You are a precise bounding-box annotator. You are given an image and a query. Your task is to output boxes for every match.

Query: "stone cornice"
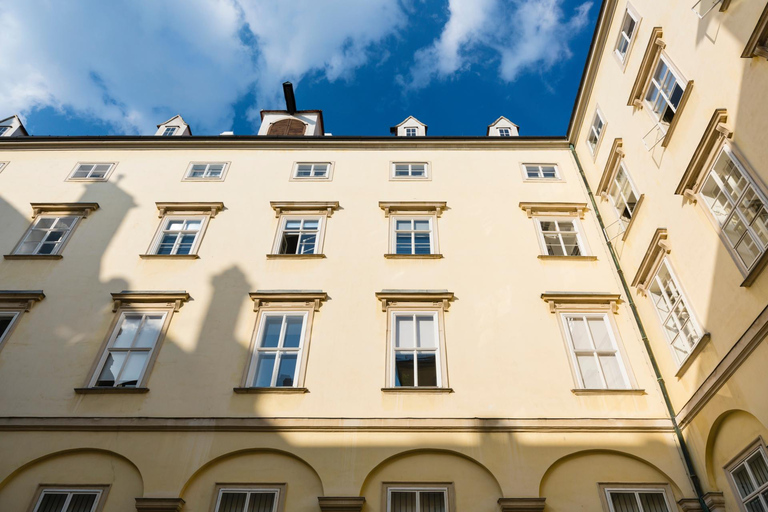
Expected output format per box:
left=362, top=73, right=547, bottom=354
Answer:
left=111, top=291, right=190, bottom=312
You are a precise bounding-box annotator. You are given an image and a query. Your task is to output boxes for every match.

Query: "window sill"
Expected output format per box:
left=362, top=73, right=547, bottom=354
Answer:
left=266, top=254, right=326, bottom=259
left=384, top=254, right=443, bottom=259
left=233, top=387, right=309, bottom=394
left=4, top=254, right=63, bottom=260
left=571, top=388, right=646, bottom=395
left=537, top=255, right=597, bottom=261
left=139, top=254, right=199, bottom=259
left=74, top=387, right=149, bottom=394
left=674, top=333, right=711, bottom=378
left=381, top=387, right=453, bottom=393
left=523, top=178, right=564, bottom=183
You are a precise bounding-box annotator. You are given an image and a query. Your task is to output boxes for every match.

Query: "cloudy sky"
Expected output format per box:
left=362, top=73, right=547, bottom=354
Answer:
left=0, top=0, right=596, bottom=136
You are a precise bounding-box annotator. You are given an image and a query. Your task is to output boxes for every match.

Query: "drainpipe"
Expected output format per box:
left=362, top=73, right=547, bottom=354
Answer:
left=569, top=144, right=711, bottom=512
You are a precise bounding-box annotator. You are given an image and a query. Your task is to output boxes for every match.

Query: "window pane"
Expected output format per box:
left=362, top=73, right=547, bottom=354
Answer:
left=396, top=220, right=412, bottom=230
left=577, top=355, right=602, bottom=388
left=542, top=166, right=557, bottom=178
left=639, top=492, right=669, bottom=512
left=253, top=353, right=276, bottom=387
left=248, top=492, right=276, bottom=512
left=748, top=452, right=768, bottom=487
left=218, top=491, right=247, bottom=512
left=733, top=465, right=756, bottom=498
left=117, top=352, right=148, bottom=387
left=134, top=315, right=164, bottom=348
left=736, top=231, right=761, bottom=268
left=391, top=491, right=416, bottom=512
left=261, top=316, right=283, bottom=348
left=567, top=317, right=592, bottom=350
left=395, top=316, right=415, bottom=348
left=561, top=234, right=581, bottom=256
left=66, top=493, right=97, bottom=512
left=544, top=234, right=565, bottom=256
left=723, top=214, right=747, bottom=247
left=588, top=317, right=612, bottom=351
left=303, top=220, right=319, bottom=229
left=745, top=498, right=766, bottom=512
left=416, top=316, right=436, bottom=348
left=417, top=352, right=438, bottom=386
left=166, top=220, right=184, bottom=231
left=414, top=234, right=431, bottom=254
left=420, top=492, right=446, bottom=512
left=276, top=353, right=297, bottom=386
left=0, top=315, right=13, bottom=339
left=610, top=492, right=640, bottom=512
left=37, top=493, right=68, bottom=512
left=283, top=316, right=304, bottom=348
left=414, top=220, right=430, bottom=231
left=396, top=234, right=413, bottom=254
left=96, top=352, right=126, bottom=387
left=394, top=353, right=415, bottom=386
left=600, top=355, right=627, bottom=389
left=113, top=315, right=142, bottom=348
left=285, top=220, right=301, bottom=230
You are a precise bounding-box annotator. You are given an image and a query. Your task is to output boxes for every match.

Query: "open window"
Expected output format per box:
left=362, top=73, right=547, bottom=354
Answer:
left=269, top=201, right=339, bottom=258
left=0, top=290, right=45, bottom=352
left=596, top=140, right=645, bottom=242
left=5, top=203, right=99, bottom=260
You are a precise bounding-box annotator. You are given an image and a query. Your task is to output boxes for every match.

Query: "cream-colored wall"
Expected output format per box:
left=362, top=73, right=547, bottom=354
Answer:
left=0, top=146, right=669, bottom=420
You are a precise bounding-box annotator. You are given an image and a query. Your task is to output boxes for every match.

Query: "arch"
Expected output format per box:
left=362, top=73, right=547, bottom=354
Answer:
left=539, top=449, right=685, bottom=509
left=268, top=119, right=306, bottom=136
left=704, top=409, right=768, bottom=487
left=0, top=448, right=143, bottom=511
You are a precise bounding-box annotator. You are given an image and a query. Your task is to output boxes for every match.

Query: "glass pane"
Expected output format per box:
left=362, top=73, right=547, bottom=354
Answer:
left=414, top=234, right=431, bottom=254
left=134, top=315, right=164, bottom=348
left=394, top=353, right=415, bottom=386
left=396, top=220, right=412, bottom=231
left=280, top=233, right=299, bottom=254
left=0, top=315, right=13, bottom=338
left=752, top=208, right=768, bottom=247
left=117, top=352, right=148, bottom=387
left=558, top=221, right=575, bottom=231
left=414, top=220, right=430, bottom=231
left=261, top=316, right=283, bottom=348
left=283, top=316, right=304, bottom=348
left=639, top=492, right=669, bottom=512
left=396, top=234, right=413, bottom=254
left=37, top=493, right=68, bottom=512
left=736, top=231, right=761, bottom=268
left=544, top=234, right=564, bottom=256
left=247, top=492, right=276, bottom=512
left=113, top=315, right=142, bottom=348
left=567, top=317, right=591, bottom=350
left=253, top=353, right=276, bottom=387
left=391, top=491, right=416, bottom=512
left=416, top=316, right=436, bottom=348
left=96, top=352, right=126, bottom=386
left=57, top=217, right=77, bottom=228
left=66, top=492, right=97, bottom=512
left=36, top=218, right=56, bottom=229
left=588, top=317, right=613, bottom=351
left=577, top=355, right=602, bottom=388
left=276, top=353, right=297, bottom=386
left=420, top=491, right=446, bottom=512
left=284, top=220, right=301, bottom=230
left=38, top=242, right=58, bottom=255
left=723, top=214, right=747, bottom=247
left=733, top=465, right=756, bottom=498
left=303, top=220, right=319, bottom=230
left=561, top=234, right=581, bottom=256
left=185, top=220, right=202, bottom=231
left=745, top=497, right=766, bottom=512
left=218, top=491, right=247, bottom=512
left=542, top=166, right=557, bottom=178
left=701, top=173, right=733, bottom=225
left=166, top=220, right=184, bottom=231
left=748, top=452, right=768, bottom=486
left=600, top=355, right=627, bottom=389
left=395, top=316, right=414, bottom=348
left=539, top=220, right=556, bottom=231
left=17, top=241, right=39, bottom=254
left=417, top=352, right=438, bottom=386
left=610, top=492, right=640, bottom=512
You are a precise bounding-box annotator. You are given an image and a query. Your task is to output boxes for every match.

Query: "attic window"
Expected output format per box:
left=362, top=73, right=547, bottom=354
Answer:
left=405, top=127, right=417, bottom=137
left=268, top=119, right=307, bottom=136
left=0, top=126, right=10, bottom=136
left=162, top=127, right=177, bottom=136
left=499, top=128, right=511, bottom=137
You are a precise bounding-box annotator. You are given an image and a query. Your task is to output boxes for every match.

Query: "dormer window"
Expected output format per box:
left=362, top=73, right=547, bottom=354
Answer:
left=499, top=128, right=511, bottom=137
left=162, top=127, right=177, bottom=136
left=0, top=115, right=29, bottom=137
left=0, top=126, right=9, bottom=136
left=391, top=116, right=427, bottom=137
left=405, top=127, right=417, bottom=137
left=486, top=116, right=519, bottom=137
left=155, top=115, right=191, bottom=136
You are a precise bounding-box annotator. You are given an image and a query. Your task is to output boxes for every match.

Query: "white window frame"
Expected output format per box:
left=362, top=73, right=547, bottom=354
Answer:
left=602, top=486, right=673, bottom=512
left=608, top=162, right=641, bottom=230
left=291, top=162, right=333, bottom=181
left=697, top=143, right=768, bottom=277
left=183, top=162, right=229, bottom=181
left=726, top=438, right=768, bottom=512
left=533, top=217, right=590, bottom=257
left=560, top=312, right=632, bottom=390
left=162, top=126, right=178, bottom=136
left=391, top=162, right=430, bottom=180
left=522, top=163, right=561, bottom=181
left=389, top=215, right=438, bottom=256
left=67, top=162, right=116, bottom=182
left=245, top=310, right=311, bottom=388
left=388, top=310, right=444, bottom=388
left=213, top=486, right=283, bottom=512
left=613, top=5, right=641, bottom=69
left=386, top=485, right=451, bottom=512
left=88, top=309, right=171, bottom=389
left=644, top=54, right=687, bottom=127
left=587, top=107, right=607, bottom=157
left=31, top=487, right=105, bottom=512
left=498, top=127, right=512, bottom=137
left=271, top=215, right=326, bottom=255
left=12, top=215, right=82, bottom=256
left=405, top=127, right=418, bottom=137
left=148, top=215, right=210, bottom=256
left=648, top=258, right=704, bottom=367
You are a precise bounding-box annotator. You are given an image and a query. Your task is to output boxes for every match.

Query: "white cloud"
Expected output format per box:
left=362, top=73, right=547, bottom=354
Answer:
left=403, top=0, right=592, bottom=90
left=0, top=0, right=405, bottom=134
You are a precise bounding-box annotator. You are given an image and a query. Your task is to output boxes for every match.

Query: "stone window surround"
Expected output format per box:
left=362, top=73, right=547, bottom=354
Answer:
left=596, top=138, right=645, bottom=241
left=741, top=3, right=768, bottom=60
left=209, top=483, right=286, bottom=512
left=141, top=202, right=224, bottom=259
left=66, top=162, right=117, bottom=182
left=0, top=290, right=45, bottom=353
left=380, top=202, right=446, bottom=259
left=519, top=202, right=594, bottom=260
left=267, top=202, right=339, bottom=259
left=28, top=484, right=110, bottom=512
left=597, top=482, right=676, bottom=512
left=381, top=482, right=456, bottom=512
left=182, top=161, right=230, bottom=182
left=290, top=161, right=334, bottom=181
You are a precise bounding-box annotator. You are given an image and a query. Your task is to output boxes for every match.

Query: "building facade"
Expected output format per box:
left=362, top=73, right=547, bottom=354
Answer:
left=0, top=1, right=766, bottom=511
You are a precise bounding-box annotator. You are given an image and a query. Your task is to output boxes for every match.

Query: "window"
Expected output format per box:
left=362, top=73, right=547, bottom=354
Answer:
left=741, top=3, right=768, bottom=59
left=214, top=487, right=282, bottom=512
left=31, top=488, right=105, bottom=512
left=152, top=218, right=204, bottom=255
left=524, top=164, right=560, bottom=180
left=268, top=202, right=338, bottom=257
left=562, top=314, right=630, bottom=389
left=162, top=126, right=177, bottom=136
left=394, top=218, right=434, bottom=255
left=68, top=163, right=114, bottom=181
left=728, top=442, right=768, bottom=511
left=391, top=162, right=429, bottom=180
left=247, top=312, right=308, bottom=387
left=498, top=127, right=511, bottom=137
left=0, top=291, right=45, bottom=351
left=184, top=162, right=228, bottom=181
left=645, top=56, right=686, bottom=126
left=614, top=6, right=640, bottom=65
left=0, top=312, right=20, bottom=347
left=648, top=259, right=703, bottom=366
left=700, top=145, right=768, bottom=274
left=387, top=486, right=450, bottom=512
left=13, top=216, right=79, bottom=256
left=536, top=219, right=586, bottom=256
left=608, top=163, right=640, bottom=231
left=405, top=127, right=418, bottom=137
left=293, top=162, right=331, bottom=179
left=604, top=489, right=671, bottom=512
left=275, top=217, right=321, bottom=255
left=0, top=126, right=10, bottom=136
left=587, top=108, right=606, bottom=155
left=0, top=162, right=6, bottom=173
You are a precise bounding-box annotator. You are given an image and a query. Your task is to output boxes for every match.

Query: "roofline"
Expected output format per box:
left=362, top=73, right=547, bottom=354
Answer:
left=259, top=110, right=324, bottom=120
left=565, top=0, right=618, bottom=145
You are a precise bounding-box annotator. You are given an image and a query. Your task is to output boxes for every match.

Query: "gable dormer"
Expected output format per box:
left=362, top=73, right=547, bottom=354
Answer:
left=390, top=116, right=427, bottom=137
left=0, top=115, right=29, bottom=137
left=155, top=115, right=191, bottom=136
left=487, top=116, right=520, bottom=137
left=258, top=82, right=326, bottom=137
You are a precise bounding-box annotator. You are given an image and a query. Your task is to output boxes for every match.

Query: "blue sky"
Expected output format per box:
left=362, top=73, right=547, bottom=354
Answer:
left=0, top=0, right=597, bottom=137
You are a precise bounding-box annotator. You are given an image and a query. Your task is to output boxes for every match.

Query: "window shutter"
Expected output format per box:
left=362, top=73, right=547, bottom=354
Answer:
left=268, top=119, right=307, bottom=136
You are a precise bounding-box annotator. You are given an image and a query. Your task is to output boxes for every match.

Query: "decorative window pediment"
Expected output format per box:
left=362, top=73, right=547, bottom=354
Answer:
left=0, top=290, right=46, bottom=311
left=540, top=292, right=623, bottom=314
left=375, top=290, right=455, bottom=312
left=675, top=109, right=732, bottom=199
left=596, top=139, right=624, bottom=197
left=742, top=3, right=768, bottom=59
left=379, top=201, right=447, bottom=217
left=249, top=290, right=328, bottom=312
left=270, top=201, right=339, bottom=218
left=631, top=229, right=671, bottom=293
left=628, top=28, right=665, bottom=108
left=111, top=291, right=190, bottom=312
left=155, top=202, right=224, bottom=218
left=519, top=202, right=588, bottom=219
left=30, top=202, right=100, bottom=218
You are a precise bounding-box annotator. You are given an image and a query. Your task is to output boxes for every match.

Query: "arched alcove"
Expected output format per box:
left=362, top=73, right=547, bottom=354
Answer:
left=705, top=409, right=768, bottom=492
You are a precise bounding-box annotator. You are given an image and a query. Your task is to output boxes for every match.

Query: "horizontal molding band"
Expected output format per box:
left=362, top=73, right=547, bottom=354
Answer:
left=0, top=416, right=674, bottom=433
